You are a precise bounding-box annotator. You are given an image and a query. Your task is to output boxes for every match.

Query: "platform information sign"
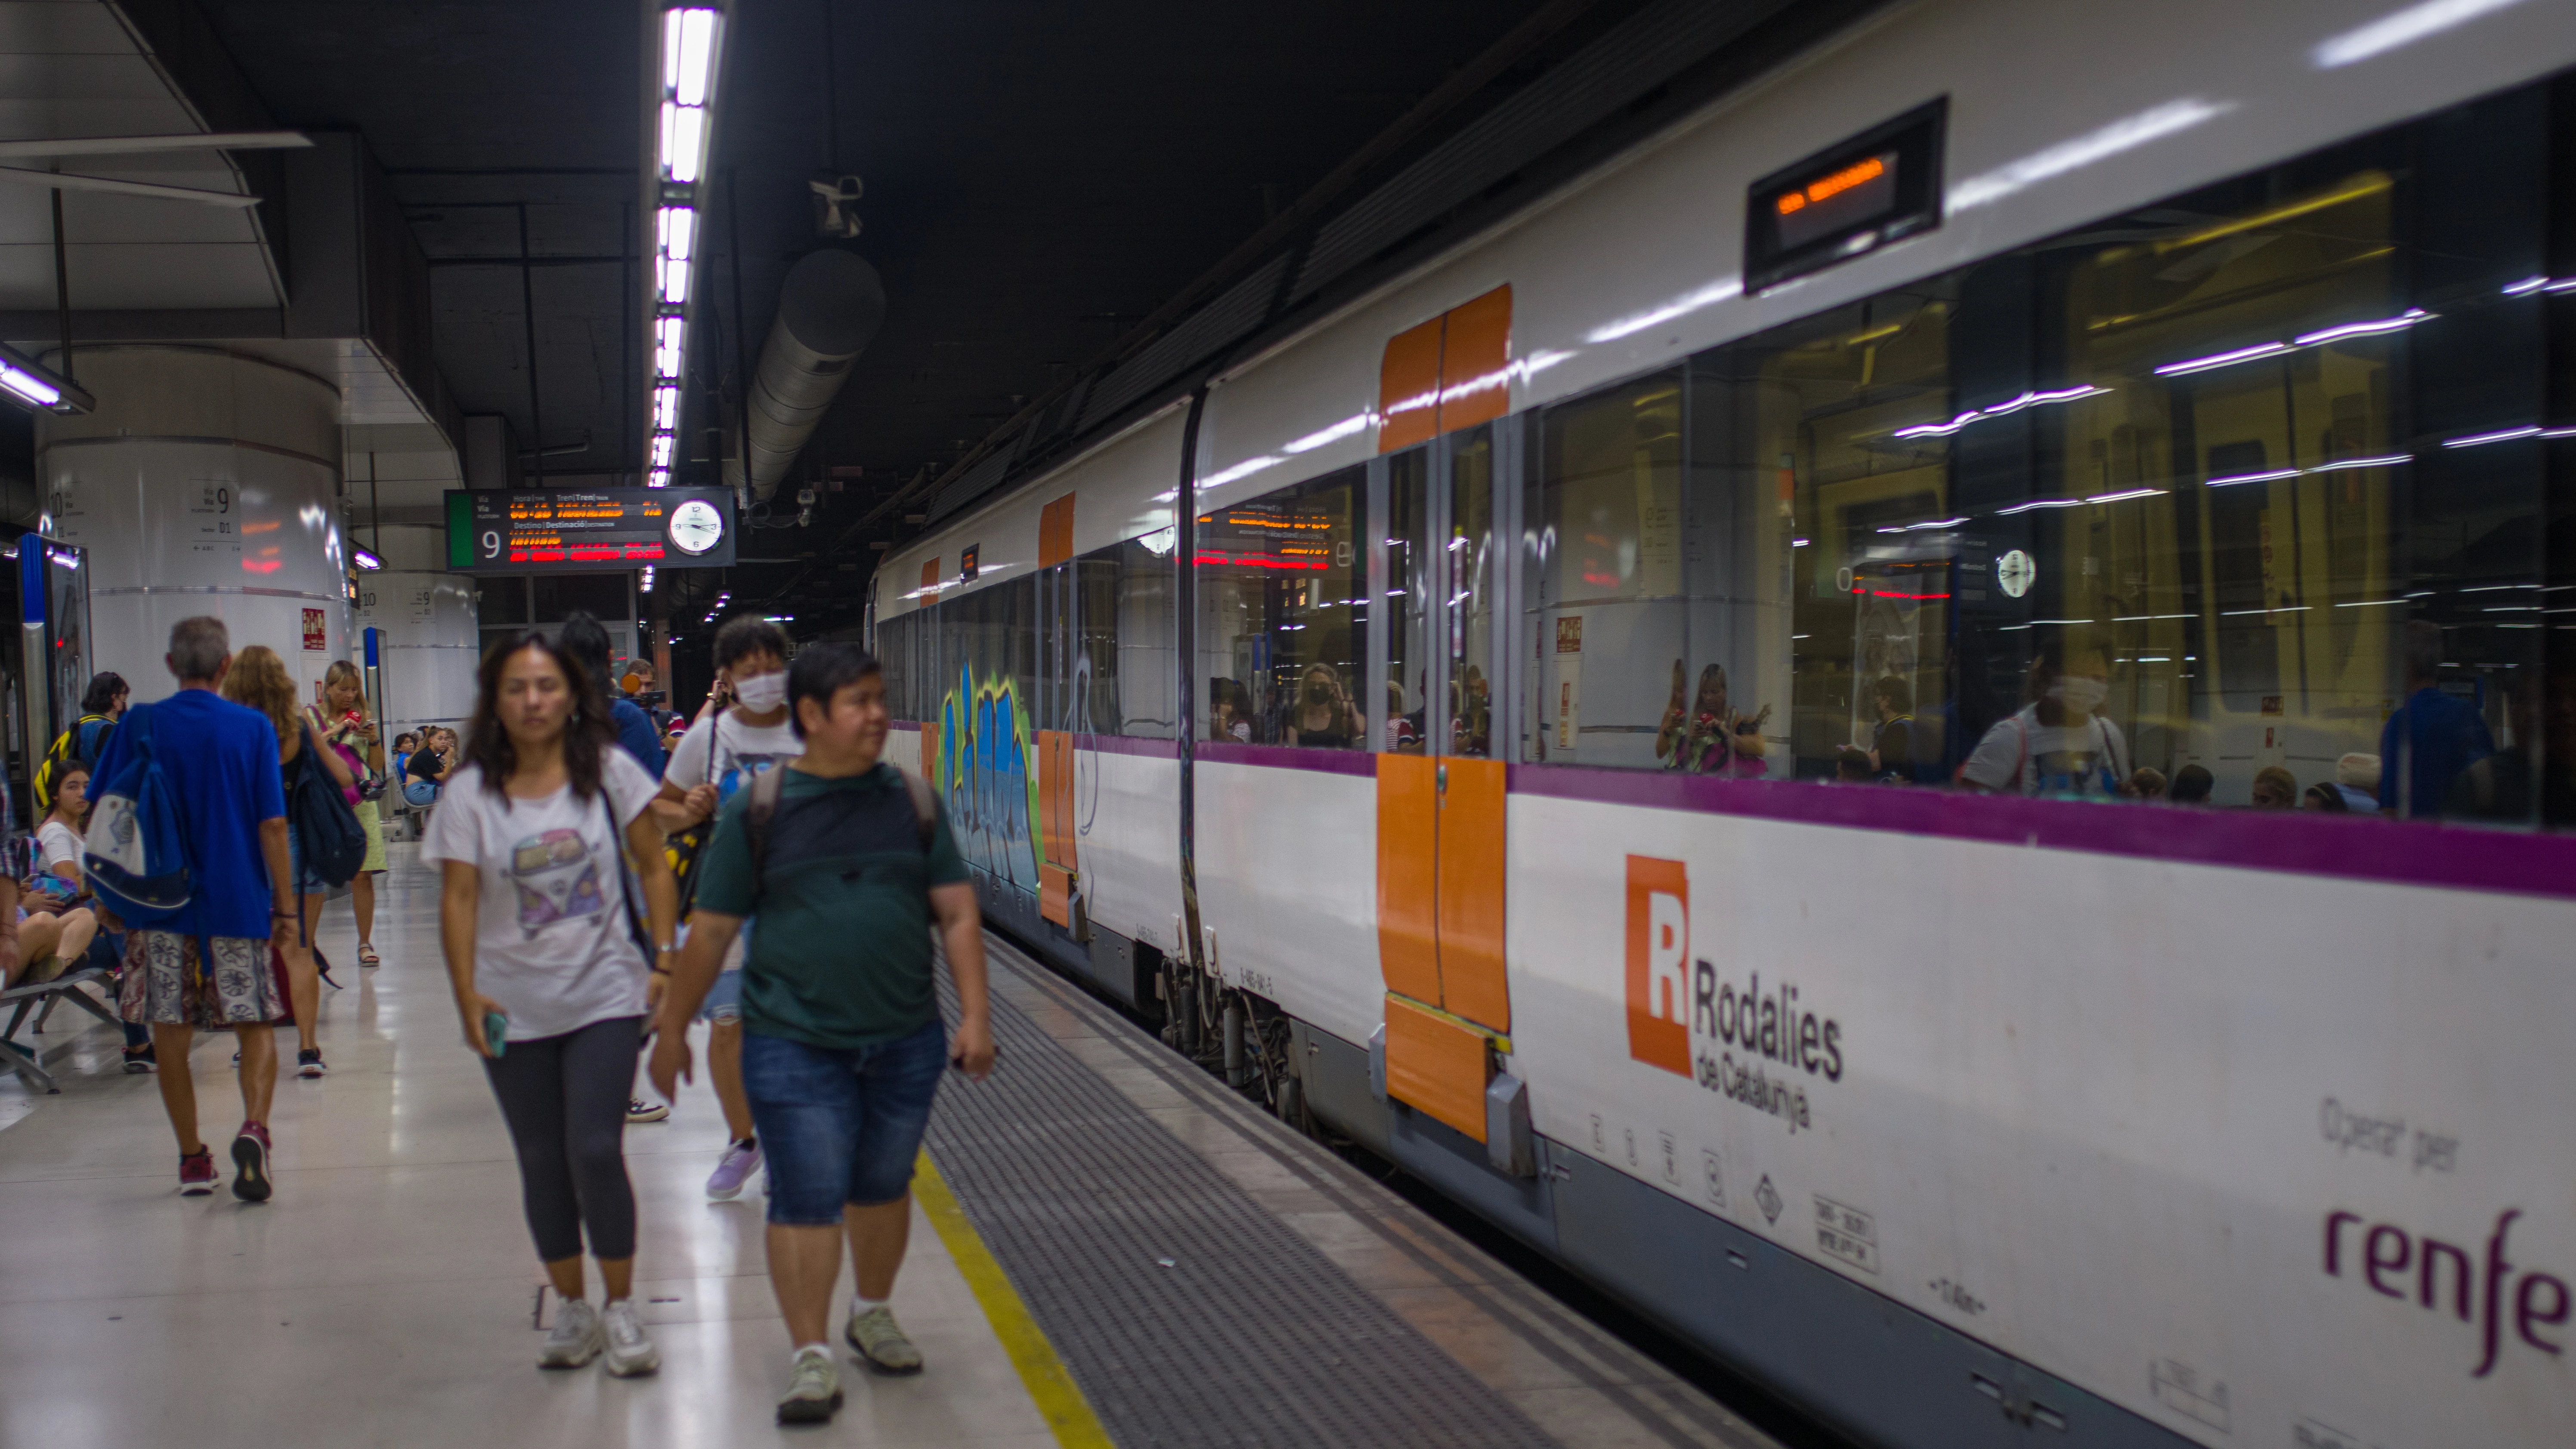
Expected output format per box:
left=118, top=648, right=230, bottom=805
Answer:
left=444, top=487, right=736, bottom=572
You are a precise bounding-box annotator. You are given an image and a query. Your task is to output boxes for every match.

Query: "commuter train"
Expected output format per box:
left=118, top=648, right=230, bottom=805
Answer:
left=872, top=2, right=2576, bottom=1444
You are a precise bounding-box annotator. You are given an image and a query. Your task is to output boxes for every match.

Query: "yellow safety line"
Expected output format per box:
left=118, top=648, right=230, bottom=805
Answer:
left=915, top=1152, right=1117, bottom=1449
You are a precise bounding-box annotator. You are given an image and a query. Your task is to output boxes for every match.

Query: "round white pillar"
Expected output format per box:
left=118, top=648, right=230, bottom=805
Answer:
left=353, top=523, right=481, bottom=739
left=36, top=346, right=351, bottom=704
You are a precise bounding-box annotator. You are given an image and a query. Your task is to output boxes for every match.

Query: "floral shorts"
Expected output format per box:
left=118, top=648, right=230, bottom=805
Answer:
left=119, top=930, right=289, bottom=1029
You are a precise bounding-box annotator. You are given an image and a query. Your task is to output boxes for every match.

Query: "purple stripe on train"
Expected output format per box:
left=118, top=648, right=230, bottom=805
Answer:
left=1196, top=740, right=1377, bottom=776
left=1506, top=763, right=2576, bottom=902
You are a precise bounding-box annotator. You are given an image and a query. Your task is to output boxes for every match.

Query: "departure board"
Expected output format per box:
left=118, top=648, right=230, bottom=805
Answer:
left=444, top=487, right=736, bottom=572
left=1744, top=99, right=1945, bottom=291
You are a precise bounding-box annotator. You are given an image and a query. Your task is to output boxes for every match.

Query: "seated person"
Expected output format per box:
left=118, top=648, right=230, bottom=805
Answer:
left=0, top=839, right=97, bottom=989
left=2126, top=767, right=2168, bottom=800
left=1959, top=640, right=2125, bottom=797
left=28, top=766, right=90, bottom=910
left=1834, top=746, right=1874, bottom=782
left=1657, top=661, right=1769, bottom=776
left=2302, top=782, right=2349, bottom=812
left=403, top=728, right=454, bottom=806
left=2168, top=763, right=2215, bottom=805
left=2251, top=766, right=2298, bottom=809
left=2333, top=753, right=2381, bottom=812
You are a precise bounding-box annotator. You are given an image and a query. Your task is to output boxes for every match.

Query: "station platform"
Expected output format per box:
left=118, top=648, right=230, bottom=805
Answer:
left=0, top=849, right=1774, bottom=1449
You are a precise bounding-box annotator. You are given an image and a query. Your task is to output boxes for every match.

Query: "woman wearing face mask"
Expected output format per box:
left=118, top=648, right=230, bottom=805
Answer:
left=1283, top=663, right=1363, bottom=749
left=649, top=615, right=800, bottom=1199
left=1958, top=637, right=2129, bottom=797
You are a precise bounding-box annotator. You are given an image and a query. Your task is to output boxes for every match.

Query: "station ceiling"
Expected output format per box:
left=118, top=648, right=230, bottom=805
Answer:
left=190, top=0, right=1565, bottom=620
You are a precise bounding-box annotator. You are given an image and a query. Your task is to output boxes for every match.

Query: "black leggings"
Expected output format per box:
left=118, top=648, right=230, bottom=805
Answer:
left=481, top=1015, right=642, bottom=1263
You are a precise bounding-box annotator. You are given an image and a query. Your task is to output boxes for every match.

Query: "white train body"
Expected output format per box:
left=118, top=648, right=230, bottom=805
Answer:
left=877, top=3, right=2576, bottom=1444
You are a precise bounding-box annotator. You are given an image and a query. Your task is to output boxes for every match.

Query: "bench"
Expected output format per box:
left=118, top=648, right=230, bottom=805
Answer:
left=0, top=967, right=122, bottom=1094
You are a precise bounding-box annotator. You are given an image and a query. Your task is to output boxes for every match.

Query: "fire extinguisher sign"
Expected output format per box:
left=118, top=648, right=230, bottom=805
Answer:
left=303, top=608, right=326, bottom=652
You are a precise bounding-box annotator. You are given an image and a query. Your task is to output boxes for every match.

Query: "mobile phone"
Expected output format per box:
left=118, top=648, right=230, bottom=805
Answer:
left=484, top=1010, right=509, bottom=1057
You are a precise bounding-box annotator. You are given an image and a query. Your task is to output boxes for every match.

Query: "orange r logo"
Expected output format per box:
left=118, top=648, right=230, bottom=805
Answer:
left=1625, top=856, right=1690, bottom=1075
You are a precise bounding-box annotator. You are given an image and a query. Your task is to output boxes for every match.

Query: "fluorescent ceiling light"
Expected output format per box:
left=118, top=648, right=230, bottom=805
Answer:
left=662, top=105, right=706, bottom=183
left=658, top=206, right=695, bottom=261
left=352, top=548, right=383, bottom=571
left=659, top=256, right=691, bottom=305
left=674, top=9, right=719, bottom=106
left=647, top=468, right=671, bottom=489
left=0, top=364, right=61, bottom=408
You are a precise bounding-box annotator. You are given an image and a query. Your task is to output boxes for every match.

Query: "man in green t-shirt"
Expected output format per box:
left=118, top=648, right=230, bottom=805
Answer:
left=650, top=642, right=995, bottom=1425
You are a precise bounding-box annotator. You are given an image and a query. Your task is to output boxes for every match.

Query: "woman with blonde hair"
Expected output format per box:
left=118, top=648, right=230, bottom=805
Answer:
left=308, top=660, right=388, bottom=965
left=223, top=645, right=353, bottom=1078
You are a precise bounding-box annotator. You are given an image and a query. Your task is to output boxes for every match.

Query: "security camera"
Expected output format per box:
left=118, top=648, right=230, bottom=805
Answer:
left=810, top=173, right=863, bottom=239
left=795, top=485, right=818, bottom=507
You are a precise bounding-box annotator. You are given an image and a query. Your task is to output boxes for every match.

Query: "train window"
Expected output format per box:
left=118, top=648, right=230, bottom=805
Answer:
left=1628, top=83, right=2558, bottom=822
left=1114, top=533, right=1176, bottom=738
left=1450, top=427, right=1498, bottom=757
left=1198, top=466, right=1366, bottom=748
left=1383, top=449, right=1432, bottom=752
left=1523, top=370, right=1700, bottom=769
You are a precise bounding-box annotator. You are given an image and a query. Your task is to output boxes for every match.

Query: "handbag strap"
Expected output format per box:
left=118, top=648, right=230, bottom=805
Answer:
left=599, top=785, right=653, bottom=963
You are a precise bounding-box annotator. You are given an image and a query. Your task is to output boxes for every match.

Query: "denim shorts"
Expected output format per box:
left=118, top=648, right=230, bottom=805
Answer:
left=285, top=826, right=328, bottom=894
left=402, top=779, right=440, bottom=808
left=697, top=966, right=743, bottom=1024
left=740, top=1019, right=947, bottom=1224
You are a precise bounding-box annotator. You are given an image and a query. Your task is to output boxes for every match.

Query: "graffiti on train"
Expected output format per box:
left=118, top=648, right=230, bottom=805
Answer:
left=935, top=663, right=1041, bottom=890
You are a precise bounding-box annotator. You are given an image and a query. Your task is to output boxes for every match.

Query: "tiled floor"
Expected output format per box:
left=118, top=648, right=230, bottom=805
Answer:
left=0, top=847, right=1774, bottom=1449
left=0, top=846, right=1054, bottom=1448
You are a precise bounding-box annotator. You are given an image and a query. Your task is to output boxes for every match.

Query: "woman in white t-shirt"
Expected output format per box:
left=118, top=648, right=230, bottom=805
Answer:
left=648, top=617, right=800, bottom=1202
left=425, top=630, right=679, bottom=1379
left=1958, top=637, right=2131, bottom=797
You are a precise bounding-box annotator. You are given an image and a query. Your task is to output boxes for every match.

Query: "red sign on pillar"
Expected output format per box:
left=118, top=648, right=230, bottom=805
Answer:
left=302, top=608, right=326, bottom=652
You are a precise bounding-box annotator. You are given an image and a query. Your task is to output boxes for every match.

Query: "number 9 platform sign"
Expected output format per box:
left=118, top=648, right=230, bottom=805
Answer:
left=444, top=487, right=736, bottom=573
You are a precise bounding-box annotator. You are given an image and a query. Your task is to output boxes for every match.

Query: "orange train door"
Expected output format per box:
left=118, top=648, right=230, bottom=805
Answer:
left=1373, top=294, right=1512, bottom=1141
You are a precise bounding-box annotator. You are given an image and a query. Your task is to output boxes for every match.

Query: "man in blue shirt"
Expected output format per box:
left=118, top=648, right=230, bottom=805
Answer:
left=560, top=612, right=665, bottom=778
left=90, top=617, right=300, bottom=1202
left=2378, top=620, right=2494, bottom=819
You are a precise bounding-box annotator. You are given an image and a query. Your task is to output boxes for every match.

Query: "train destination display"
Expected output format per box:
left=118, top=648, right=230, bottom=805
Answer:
left=444, top=487, right=736, bottom=572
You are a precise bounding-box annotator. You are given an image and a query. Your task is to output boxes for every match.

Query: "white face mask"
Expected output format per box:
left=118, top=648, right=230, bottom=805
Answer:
left=732, top=669, right=788, bottom=712
left=2049, top=677, right=2109, bottom=713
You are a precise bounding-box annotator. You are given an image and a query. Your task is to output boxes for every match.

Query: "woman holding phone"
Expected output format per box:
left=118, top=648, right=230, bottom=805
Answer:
left=307, top=661, right=389, bottom=965
left=424, top=630, right=679, bottom=1378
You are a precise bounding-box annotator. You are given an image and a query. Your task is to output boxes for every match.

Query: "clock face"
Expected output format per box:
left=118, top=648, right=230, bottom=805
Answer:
left=668, top=499, right=725, bottom=556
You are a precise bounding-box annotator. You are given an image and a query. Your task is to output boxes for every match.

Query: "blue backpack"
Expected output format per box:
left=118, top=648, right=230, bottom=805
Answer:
left=82, top=701, right=195, bottom=922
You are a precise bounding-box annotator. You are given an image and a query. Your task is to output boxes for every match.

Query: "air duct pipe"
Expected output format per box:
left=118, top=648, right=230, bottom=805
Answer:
left=726, top=248, right=885, bottom=500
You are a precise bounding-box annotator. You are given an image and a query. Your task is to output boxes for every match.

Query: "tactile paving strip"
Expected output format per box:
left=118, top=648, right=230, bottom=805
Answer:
left=925, top=956, right=1566, bottom=1449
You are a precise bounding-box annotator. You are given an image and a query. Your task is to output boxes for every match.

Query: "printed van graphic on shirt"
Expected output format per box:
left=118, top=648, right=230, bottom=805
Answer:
left=936, top=662, right=1039, bottom=891
left=512, top=828, right=603, bottom=936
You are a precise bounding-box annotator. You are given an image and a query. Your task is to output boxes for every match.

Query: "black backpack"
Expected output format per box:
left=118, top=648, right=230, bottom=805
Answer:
left=743, top=764, right=934, bottom=881
left=288, top=725, right=368, bottom=890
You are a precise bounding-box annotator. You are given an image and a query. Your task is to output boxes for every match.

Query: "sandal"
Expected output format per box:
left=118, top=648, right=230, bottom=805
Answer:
left=357, top=943, right=380, bottom=967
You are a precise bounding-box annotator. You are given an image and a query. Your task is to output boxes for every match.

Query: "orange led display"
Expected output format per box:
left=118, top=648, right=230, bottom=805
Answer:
left=1776, top=154, right=1885, bottom=216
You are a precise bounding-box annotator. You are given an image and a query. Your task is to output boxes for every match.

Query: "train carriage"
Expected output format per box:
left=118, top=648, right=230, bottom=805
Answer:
left=875, top=2, right=2576, bottom=1444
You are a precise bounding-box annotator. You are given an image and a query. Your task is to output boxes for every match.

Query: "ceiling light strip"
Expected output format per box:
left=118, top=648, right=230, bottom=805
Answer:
left=642, top=5, right=726, bottom=491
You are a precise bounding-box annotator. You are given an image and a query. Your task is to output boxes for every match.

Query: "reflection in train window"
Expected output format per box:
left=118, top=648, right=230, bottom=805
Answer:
left=1113, top=534, right=1177, bottom=738
left=1525, top=368, right=1787, bottom=774
left=1197, top=467, right=1365, bottom=747
left=1384, top=450, right=1432, bottom=753
left=1534, top=83, right=2561, bottom=824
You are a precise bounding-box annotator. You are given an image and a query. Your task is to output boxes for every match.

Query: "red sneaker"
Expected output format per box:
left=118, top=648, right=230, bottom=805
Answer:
left=231, top=1122, right=273, bottom=1203
left=179, top=1148, right=217, bottom=1196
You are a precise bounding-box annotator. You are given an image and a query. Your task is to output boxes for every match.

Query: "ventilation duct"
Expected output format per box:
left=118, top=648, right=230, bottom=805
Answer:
left=726, top=248, right=885, bottom=500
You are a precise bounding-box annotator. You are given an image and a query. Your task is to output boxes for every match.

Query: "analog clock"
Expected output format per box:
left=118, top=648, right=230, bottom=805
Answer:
left=668, top=498, right=726, bottom=556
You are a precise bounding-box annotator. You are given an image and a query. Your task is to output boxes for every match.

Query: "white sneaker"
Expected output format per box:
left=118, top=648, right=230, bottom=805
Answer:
left=538, top=1297, right=603, bottom=1369
left=776, top=1346, right=843, bottom=1424
left=600, top=1298, right=660, bottom=1377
